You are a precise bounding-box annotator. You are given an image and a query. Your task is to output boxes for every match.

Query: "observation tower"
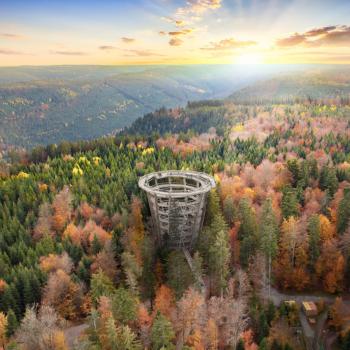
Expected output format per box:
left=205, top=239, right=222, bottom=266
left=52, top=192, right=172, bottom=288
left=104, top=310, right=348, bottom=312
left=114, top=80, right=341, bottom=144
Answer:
left=138, top=170, right=216, bottom=250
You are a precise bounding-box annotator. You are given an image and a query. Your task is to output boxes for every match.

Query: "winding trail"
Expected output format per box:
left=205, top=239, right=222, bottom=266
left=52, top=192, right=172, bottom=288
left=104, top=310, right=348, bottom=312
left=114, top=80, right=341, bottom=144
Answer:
left=265, top=287, right=348, bottom=306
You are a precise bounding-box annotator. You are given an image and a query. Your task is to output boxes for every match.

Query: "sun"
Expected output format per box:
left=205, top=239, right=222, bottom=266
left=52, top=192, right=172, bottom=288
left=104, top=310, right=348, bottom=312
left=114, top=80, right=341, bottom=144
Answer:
left=235, top=52, right=264, bottom=65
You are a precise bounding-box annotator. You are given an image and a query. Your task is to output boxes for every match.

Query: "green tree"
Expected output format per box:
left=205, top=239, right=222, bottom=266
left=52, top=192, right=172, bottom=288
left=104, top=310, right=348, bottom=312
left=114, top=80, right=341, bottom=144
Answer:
left=337, top=187, right=350, bottom=235
left=91, top=270, right=115, bottom=303
left=259, top=198, right=278, bottom=298
left=111, top=288, right=138, bottom=325
left=238, top=198, right=258, bottom=267
left=320, top=166, right=338, bottom=197
left=223, top=196, right=235, bottom=226
left=308, top=214, right=321, bottom=265
left=281, top=186, right=299, bottom=219
left=209, top=229, right=230, bottom=296
left=6, top=309, right=18, bottom=337
left=166, top=251, right=193, bottom=299
left=150, top=312, right=175, bottom=350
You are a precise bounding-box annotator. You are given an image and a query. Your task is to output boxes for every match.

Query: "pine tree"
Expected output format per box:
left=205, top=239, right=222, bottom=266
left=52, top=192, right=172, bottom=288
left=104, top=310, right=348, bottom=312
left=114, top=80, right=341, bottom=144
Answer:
left=91, top=235, right=103, bottom=255
left=238, top=198, right=258, bottom=267
left=337, top=187, right=350, bottom=235
left=281, top=185, right=299, bottom=219
left=150, top=312, right=175, bottom=350
left=223, top=196, right=235, bottom=226
left=111, top=288, right=137, bottom=325
left=166, top=251, right=193, bottom=298
left=105, top=316, right=118, bottom=350
left=308, top=214, right=321, bottom=265
left=5, top=309, right=18, bottom=337
left=90, top=270, right=115, bottom=303
left=259, top=198, right=278, bottom=299
left=205, top=190, right=221, bottom=225
left=208, top=229, right=230, bottom=296
left=320, top=166, right=338, bottom=197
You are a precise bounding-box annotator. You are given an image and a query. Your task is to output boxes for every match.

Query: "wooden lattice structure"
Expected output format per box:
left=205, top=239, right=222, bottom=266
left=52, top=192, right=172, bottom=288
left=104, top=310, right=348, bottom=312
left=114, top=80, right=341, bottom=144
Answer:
left=139, top=170, right=216, bottom=250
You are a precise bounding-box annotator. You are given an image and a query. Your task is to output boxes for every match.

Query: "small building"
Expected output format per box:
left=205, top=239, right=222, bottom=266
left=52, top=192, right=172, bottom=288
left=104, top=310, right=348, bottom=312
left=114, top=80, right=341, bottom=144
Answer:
left=302, top=301, right=318, bottom=317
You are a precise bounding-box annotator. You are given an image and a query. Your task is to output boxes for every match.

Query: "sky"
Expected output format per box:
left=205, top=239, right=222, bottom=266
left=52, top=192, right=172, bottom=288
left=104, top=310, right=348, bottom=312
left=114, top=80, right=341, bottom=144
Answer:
left=0, top=0, right=350, bottom=66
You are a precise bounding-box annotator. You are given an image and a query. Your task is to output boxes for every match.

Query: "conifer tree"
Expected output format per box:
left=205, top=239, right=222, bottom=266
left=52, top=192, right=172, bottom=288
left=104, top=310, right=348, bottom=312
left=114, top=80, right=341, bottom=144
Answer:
left=337, top=187, right=350, bottom=235
left=150, top=312, right=175, bottom=350
left=281, top=186, right=299, bottom=219
left=308, top=214, right=321, bottom=265
left=6, top=309, right=18, bottom=337
left=209, top=229, right=230, bottom=296
left=259, top=198, right=278, bottom=298
left=238, top=198, right=258, bottom=267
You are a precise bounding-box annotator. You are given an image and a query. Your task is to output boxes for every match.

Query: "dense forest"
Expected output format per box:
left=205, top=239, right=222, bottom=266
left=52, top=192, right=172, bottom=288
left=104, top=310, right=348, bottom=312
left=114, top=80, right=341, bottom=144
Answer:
left=1, top=98, right=350, bottom=349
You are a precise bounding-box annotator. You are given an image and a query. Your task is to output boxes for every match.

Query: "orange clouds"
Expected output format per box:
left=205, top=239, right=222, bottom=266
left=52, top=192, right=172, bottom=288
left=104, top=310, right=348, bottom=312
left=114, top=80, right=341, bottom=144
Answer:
left=201, top=37, right=257, bottom=51
left=50, top=50, right=87, bottom=56
left=176, top=0, right=222, bottom=16
left=121, top=37, right=135, bottom=44
left=169, top=38, right=183, bottom=46
left=0, top=33, right=24, bottom=40
left=276, top=25, right=350, bottom=47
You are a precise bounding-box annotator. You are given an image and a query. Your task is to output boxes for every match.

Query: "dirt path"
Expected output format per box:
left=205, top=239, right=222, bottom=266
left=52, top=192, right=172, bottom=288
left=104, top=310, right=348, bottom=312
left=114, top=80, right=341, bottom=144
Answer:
left=63, top=323, right=89, bottom=349
left=265, top=287, right=344, bottom=306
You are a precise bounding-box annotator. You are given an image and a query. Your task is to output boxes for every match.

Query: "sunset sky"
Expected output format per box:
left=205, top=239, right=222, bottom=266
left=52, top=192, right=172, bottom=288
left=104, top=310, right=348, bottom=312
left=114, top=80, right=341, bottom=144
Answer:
left=1, top=0, right=350, bottom=66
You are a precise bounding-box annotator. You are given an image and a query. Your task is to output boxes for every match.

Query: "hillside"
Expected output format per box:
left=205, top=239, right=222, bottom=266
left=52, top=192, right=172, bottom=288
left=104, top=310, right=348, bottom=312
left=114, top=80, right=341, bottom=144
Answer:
left=0, top=64, right=311, bottom=149
left=229, top=66, right=350, bottom=103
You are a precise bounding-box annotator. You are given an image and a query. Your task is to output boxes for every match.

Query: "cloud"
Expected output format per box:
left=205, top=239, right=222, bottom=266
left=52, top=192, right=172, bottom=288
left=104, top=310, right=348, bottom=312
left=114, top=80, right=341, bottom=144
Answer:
left=276, top=25, right=350, bottom=47
left=0, top=48, right=24, bottom=55
left=123, top=49, right=164, bottom=57
left=177, top=0, right=222, bottom=16
left=201, top=37, right=257, bottom=51
left=168, top=29, right=193, bottom=36
left=121, top=37, right=135, bottom=44
left=304, top=26, right=337, bottom=37
left=161, top=16, right=186, bottom=27
left=50, top=50, right=88, bottom=56
left=99, top=45, right=116, bottom=50
left=276, top=33, right=306, bottom=47
left=169, top=38, right=183, bottom=46
left=0, top=33, right=24, bottom=39
left=159, top=31, right=166, bottom=36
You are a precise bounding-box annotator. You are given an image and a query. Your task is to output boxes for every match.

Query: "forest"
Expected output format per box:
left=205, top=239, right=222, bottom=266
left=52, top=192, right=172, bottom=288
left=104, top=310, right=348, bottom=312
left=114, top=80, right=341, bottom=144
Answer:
left=0, top=99, right=350, bottom=349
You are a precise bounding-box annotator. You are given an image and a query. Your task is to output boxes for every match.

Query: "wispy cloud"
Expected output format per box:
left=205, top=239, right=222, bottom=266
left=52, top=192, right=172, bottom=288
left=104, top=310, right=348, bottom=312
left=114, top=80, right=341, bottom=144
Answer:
left=201, top=37, right=257, bottom=51
left=121, top=37, right=135, bottom=44
left=50, top=50, right=88, bottom=56
left=0, top=33, right=24, bottom=40
left=176, top=0, right=222, bottom=16
left=123, top=49, right=164, bottom=57
left=168, top=29, right=193, bottom=36
left=161, top=16, right=186, bottom=27
left=99, top=45, right=116, bottom=50
left=169, top=38, right=183, bottom=46
left=0, top=48, right=25, bottom=55
left=276, top=25, right=350, bottom=47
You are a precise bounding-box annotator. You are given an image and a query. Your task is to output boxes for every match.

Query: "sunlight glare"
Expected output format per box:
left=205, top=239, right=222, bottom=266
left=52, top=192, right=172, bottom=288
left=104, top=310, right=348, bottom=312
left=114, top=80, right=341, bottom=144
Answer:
left=235, top=52, right=264, bottom=65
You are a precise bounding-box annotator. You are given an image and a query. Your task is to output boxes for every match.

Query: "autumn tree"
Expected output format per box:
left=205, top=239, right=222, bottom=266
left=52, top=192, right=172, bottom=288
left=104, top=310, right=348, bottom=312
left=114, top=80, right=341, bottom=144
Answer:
left=175, top=288, right=204, bottom=349
left=52, top=186, right=72, bottom=232
left=0, top=312, right=7, bottom=350
left=316, top=239, right=345, bottom=293
left=275, top=217, right=309, bottom=290
left=154, top=285, right=175, bottom=319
